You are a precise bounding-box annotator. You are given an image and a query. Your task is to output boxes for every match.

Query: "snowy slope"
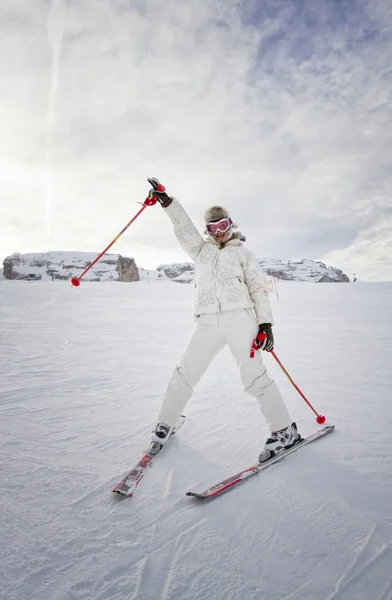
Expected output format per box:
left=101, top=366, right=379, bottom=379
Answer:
left=138, top=267, right=161, bottom=282
left=0, top=280, right=391, bottom=600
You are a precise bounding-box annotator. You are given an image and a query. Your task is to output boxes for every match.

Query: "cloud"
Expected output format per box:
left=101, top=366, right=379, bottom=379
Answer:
left=324, top=214, right=392, bottom=281
left=0, top=0, right=391, bottom=280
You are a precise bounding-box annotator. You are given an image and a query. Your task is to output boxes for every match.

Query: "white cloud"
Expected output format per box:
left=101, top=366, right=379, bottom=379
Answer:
left=324, top=215, right=392, bottom=282
left=0, top=0, right=391, bottom=280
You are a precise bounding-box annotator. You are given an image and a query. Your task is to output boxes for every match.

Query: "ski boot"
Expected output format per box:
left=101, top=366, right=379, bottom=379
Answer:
left=259, top=422, right=302, bottom=463
left=150, top=422, right=174, bottom=455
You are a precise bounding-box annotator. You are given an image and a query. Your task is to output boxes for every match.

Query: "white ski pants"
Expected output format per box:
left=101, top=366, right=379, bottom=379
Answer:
left=158, top=309, right=292, bottom=432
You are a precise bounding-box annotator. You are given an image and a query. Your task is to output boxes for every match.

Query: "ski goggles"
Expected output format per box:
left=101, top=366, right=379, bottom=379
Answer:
left=206, top=217, right=232, bottom=235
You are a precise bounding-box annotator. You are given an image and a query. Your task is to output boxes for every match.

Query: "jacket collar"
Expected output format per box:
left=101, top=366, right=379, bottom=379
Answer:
left=205, top=232, right=245, bottom=249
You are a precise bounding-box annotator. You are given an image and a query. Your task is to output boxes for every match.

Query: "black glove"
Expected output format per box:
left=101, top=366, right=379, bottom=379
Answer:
left=147, top=177, right=173, bottom=207
left=257, top=323, right=274, bottom=352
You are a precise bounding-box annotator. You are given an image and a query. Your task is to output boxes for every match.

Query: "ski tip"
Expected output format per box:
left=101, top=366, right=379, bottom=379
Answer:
left=112, top=488, right=133, bottom=498
left=185, top=491, right=206, bottom=499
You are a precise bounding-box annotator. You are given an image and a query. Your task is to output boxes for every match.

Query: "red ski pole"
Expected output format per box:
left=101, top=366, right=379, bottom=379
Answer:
left=71, top=196, right=157, bottom=287
left=250, top=333, right=326, bottom=424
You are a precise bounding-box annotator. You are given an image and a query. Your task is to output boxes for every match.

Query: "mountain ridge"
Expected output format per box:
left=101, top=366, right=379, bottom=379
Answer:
left=2, top=251, right=350, bottom=282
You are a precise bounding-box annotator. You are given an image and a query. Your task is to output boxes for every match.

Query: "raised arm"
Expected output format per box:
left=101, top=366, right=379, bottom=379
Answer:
left=147, top=178, right=204, bottom=262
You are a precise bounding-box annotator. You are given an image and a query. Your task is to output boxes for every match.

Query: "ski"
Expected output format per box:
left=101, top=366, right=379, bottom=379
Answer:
left=112, top=416, right=185, bottom=498
left=186, top=425, right=335, bottom=500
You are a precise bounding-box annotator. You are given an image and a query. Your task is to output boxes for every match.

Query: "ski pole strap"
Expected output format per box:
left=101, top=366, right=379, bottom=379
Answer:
left=249, top=332, right=267, bottom=358
left=143, top=195, right=158, bottom=206
left=249, top=340, right=259, bottom=358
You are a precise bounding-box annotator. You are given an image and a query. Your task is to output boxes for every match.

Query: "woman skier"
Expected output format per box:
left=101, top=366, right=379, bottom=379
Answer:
left=147, top=177, right=300, bottom=459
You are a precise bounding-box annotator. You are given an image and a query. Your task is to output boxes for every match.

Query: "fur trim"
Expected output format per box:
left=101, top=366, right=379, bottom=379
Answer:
left=204, top=205, right=230, bottom=223
left=205, top=230, right=247, bottom=247
left=229, top=232, right=246, bottom=243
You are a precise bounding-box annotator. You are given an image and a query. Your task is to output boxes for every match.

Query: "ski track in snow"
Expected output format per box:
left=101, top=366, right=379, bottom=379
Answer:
left=326, top=525, right=392, bottom=600
left=1, top=281, right=392, bottom=600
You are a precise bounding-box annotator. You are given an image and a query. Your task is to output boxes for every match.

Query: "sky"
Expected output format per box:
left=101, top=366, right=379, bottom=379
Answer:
left=0, top=0, right=391, bottom=281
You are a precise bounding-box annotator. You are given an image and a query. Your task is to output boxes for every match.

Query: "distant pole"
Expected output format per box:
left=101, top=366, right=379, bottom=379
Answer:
left=274, top=277, right=279, bottom=300
left=147, top=271, right=150, bottom=285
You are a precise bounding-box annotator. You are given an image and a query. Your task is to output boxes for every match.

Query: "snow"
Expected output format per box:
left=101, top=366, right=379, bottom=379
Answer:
left=0, top=279, right=391, bottom=600
left=138, top=267, right=162, bottom=283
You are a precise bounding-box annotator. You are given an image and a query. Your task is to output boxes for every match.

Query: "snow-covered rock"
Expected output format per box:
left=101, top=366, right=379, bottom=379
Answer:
left=259, top=258, right=350, bottom=282
left=156, top=263, right=195, bottom=283
left=2, top=251, right=139, bottom=282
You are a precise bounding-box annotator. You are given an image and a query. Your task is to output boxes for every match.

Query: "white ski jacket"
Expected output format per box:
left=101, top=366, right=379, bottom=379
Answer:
left=164, top=199, right=274, bottom=325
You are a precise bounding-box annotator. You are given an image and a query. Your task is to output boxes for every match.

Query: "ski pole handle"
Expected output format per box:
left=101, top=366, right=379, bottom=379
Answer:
left=249, top=332, right=269, bottom=358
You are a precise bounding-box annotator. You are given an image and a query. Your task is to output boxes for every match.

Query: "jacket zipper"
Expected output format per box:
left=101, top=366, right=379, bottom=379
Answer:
left=213, top=252, right=221, bottom=311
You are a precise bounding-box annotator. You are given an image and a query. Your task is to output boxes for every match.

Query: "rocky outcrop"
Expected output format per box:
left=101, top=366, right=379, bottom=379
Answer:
left=258, top=258, right=350, bottom=282
left=157, top=263, right=195, bottom=283
left=2, top=252, right=139, bottom=282
left=117, top=256, right=139, bottom=282
left=317, top=274, right=348, bottom=283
